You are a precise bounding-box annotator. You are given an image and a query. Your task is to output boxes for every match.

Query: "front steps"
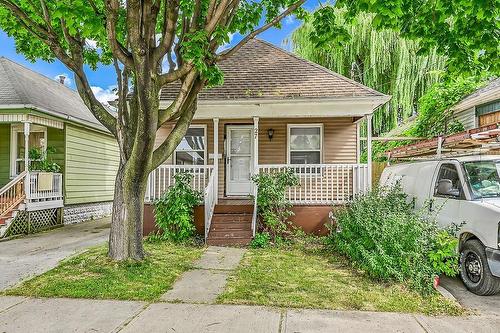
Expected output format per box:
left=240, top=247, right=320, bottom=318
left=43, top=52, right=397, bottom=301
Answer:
left=206, top=201, right=253, bottom=246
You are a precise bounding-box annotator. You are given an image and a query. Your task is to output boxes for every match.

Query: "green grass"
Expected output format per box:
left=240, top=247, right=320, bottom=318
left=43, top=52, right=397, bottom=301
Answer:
left=218, top=245, right=464, bottom=316
left=4, top=240, right=204, bottom=301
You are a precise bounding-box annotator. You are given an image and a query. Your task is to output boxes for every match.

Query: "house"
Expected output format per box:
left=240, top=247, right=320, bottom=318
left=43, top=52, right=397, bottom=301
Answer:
left=143, top=39, right=390, bottom=245
left=0, top=57, right=119, bottom=237
left=452, top=78, right=500, bottom=130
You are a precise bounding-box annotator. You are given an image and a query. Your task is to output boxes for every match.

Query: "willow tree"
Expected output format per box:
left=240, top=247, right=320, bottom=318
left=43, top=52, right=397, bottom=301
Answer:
left=291, top=8, right=447, bottom=134
left=0, top=0, right=306, bottom=260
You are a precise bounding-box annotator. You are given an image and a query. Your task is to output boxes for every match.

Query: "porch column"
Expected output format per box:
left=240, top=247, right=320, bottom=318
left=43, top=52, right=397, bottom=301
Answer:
left=213, top=118, right=219, bottom=204
left=253, top=116, right=259, bottom=178
left=356, top=121, right=361, bottom=164
left=22, top=121, right=31, bottom=173
left=366, top=114, right=373, bottom=190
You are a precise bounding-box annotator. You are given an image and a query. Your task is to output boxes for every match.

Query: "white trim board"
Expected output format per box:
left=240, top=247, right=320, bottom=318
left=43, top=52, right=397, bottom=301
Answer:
left=160, top=97, right=390, bottom=120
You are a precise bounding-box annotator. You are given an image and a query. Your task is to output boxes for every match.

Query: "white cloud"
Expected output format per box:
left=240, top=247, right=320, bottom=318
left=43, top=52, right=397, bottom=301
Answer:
left=85, top=39, right=98, bottom=49
left=54, top=73, right=72, bottom=87
left=91, top=86, right=117, bottom=105
left=285, top=15, right=296, bottom=25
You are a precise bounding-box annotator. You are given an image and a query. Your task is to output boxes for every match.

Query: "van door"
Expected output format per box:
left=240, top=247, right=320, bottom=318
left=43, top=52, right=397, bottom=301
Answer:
left=430, top=162, right=465, bottom=228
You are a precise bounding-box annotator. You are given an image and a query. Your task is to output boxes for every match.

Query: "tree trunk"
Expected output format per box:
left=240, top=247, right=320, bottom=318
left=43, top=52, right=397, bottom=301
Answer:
left=108, top=160, right=148, bottom=261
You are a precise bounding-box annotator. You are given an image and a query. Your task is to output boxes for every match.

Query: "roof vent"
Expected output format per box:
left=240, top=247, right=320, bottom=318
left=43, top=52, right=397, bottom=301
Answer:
left=58, top=75, right=66, bottom=85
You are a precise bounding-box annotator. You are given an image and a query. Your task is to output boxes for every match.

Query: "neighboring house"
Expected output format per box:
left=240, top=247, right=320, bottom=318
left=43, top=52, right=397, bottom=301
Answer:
left=0, top=57, right=119, bottom=236
left=144, top=39, right=390, bottom=245
left=452, top=78, right=500, bottom=130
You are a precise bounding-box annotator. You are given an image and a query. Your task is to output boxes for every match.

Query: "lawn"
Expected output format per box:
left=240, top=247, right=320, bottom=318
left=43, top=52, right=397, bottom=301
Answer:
left=4, top=240, right=204, bottom=301
left=218, top=244, right=464, bottom=316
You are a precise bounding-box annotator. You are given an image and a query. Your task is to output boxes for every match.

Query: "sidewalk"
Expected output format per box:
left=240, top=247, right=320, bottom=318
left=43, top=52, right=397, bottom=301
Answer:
left=0, top=296, right=499, bottom=333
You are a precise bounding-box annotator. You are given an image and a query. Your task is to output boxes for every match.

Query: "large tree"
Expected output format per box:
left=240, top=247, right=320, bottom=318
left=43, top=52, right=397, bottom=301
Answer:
left=0, top=0, right=306, bottom=260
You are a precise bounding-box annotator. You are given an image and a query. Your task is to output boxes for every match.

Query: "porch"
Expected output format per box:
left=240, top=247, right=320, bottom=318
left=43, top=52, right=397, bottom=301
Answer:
left=145, top=113, right=374, bottom=244
left=0, top=116, right=65, bottom=237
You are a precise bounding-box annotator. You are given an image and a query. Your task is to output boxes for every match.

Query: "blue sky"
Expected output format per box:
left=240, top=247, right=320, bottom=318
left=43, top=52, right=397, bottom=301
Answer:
left=0, top=1, right=320, bottom=102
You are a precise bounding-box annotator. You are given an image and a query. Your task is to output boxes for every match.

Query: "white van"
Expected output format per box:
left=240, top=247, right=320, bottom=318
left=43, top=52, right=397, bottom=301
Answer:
left=380, top=155, right=500, bottom=295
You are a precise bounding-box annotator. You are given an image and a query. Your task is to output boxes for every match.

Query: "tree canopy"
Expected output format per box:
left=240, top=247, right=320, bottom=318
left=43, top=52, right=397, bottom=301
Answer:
left=291, top=8, right=447, bottom=135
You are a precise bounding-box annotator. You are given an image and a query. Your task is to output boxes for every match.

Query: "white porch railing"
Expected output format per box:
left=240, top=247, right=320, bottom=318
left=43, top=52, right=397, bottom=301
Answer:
left=26, top=172, right=63, bottom=201
left=0, top=171, right=26, bottom=217
left=258, top=164, right=369, bottom=204
left=145, top=165, right=214, bottom=202
left=204, top=170, right=217, bottom=240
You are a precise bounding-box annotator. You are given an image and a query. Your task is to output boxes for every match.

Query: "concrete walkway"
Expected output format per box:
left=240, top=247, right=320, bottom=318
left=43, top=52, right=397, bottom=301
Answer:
left=161, top=246, right=246, bottom=303
left=1, top=296, right=499, bottom=333
left=0, top=218, right=110, bottom=290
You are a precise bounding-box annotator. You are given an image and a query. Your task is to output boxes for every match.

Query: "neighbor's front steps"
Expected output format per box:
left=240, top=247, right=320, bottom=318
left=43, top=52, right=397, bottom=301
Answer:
left=1, top=295, right=499, bottom=333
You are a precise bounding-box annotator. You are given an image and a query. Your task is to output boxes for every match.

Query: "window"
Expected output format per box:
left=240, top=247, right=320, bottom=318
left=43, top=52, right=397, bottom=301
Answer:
left=10, top=124, right=47, bottom=176
left=434, top=163, right=463, bottom=198
left=174, top=126, right=206, bottom=165
left=288, top=125, right=322, bottom=164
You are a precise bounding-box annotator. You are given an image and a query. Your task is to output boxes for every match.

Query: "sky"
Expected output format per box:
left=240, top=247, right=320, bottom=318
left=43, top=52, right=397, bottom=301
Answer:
left=0, top=1, right=320, bottom=103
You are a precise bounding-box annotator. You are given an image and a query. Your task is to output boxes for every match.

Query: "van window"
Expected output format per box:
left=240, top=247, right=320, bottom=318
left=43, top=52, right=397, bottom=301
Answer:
left=434, top=164, right=463, bottom=198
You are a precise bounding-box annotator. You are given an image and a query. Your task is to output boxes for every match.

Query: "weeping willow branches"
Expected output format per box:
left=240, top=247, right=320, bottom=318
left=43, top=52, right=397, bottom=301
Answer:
left=290, top=8, right=447, bottom=135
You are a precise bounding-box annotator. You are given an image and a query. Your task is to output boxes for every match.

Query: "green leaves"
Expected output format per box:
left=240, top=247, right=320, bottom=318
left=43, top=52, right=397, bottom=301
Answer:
left=153, top=172, right=202, bottom=242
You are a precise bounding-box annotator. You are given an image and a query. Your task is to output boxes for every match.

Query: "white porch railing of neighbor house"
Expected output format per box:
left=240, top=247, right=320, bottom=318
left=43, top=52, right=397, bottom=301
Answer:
left=0, top=171, right=26, bottom=217
left=145, top=165, right=214, bottom=202
left=27, top=172, right=63, bottom=201
left=258, top=164, right=369, bottom=204
left=204, top=170, right=217, bottom=240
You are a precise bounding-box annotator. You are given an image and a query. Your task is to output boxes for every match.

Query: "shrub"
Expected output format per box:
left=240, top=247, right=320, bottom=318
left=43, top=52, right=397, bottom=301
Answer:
left=252, top=169, right=300, bottom=241
left=331, top=184, right=458, bottom=294
left=250, top=232, right=271, bottom=248
left=153, top=172, right=202, bottom=242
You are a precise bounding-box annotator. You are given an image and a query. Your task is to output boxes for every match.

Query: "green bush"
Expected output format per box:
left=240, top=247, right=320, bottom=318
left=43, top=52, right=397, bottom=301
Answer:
left=252, top=169, right=300, bottom=241
left=331, top=184, right=458, bottom=294
left=250, top=232, right=271, bottom=248
left=28, top=146, right=61, bottom=173
left=153, top=172, right=202, bottom=242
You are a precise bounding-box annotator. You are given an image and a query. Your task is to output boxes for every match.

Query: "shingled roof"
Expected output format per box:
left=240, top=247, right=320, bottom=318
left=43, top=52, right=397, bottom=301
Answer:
left=0, top=57, right=106, bottom=131
left=160, top=39, right=386, bottom=101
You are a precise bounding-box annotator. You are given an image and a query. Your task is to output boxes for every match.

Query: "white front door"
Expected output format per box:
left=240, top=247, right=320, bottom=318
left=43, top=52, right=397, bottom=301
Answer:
left=226, top=125, right=254, bottom=196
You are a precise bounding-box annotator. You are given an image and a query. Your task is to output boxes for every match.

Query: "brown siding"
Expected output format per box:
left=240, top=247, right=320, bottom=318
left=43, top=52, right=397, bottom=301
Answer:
left=156, top=117, right=357, bottom=198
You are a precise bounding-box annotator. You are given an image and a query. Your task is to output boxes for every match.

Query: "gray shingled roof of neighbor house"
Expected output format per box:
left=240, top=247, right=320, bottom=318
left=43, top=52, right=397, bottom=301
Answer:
left=160, top=39, right=387, bottom=101
left=452, top=78, right=500, bottom=113
left=0, top=56, right=107, bottom=131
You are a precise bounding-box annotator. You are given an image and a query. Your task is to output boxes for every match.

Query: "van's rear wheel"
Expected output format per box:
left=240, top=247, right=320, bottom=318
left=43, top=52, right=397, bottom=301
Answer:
left=460, top=240, right=500, bottom=296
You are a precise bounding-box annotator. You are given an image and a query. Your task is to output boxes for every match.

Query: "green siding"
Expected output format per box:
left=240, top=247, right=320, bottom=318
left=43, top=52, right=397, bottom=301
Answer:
left=0, top=124, right=10, bottom=187
left=65, top=125, right=119, bottom=205
left=47, top=127, right=65, bottom=175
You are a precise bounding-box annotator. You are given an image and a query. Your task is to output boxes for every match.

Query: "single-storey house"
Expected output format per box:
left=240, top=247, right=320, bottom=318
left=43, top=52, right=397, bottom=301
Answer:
left=453, top=78, right=500, bottom=130
left=0, top=57, right=119, bottom=237
left=144, top=39, right=390, bottom=245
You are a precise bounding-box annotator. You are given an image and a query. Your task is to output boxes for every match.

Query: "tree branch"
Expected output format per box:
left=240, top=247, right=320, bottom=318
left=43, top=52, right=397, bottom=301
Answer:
left=151, top=78, right=205, bottom=169
left=152, top=0, right=178, bottom=64
left=217, top=0, right=305, bottom=61
left=157, top=70, right=197, bottom=127
left=105, top=0, right=134, bottom=67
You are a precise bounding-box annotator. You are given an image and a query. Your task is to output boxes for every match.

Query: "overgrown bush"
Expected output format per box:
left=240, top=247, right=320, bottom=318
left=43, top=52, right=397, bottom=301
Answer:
left=153, top=172, right=202, bottom=242
left=252, top=169, right=300, bottom=242
left=29, top=146, right=61, bottom=173
left=330, top=184, right=459, bottom=294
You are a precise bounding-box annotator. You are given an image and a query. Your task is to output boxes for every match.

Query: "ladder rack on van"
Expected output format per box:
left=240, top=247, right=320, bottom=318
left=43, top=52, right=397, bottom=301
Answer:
left=387, top=123, right=500, bottom=160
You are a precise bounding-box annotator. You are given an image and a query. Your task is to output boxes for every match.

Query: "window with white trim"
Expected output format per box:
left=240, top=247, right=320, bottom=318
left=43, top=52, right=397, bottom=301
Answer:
left=10, top=124, right=47, bottom=176
left=288, top=125, right=322, bottom=164
left=174, top=126, right=206, bottom=165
